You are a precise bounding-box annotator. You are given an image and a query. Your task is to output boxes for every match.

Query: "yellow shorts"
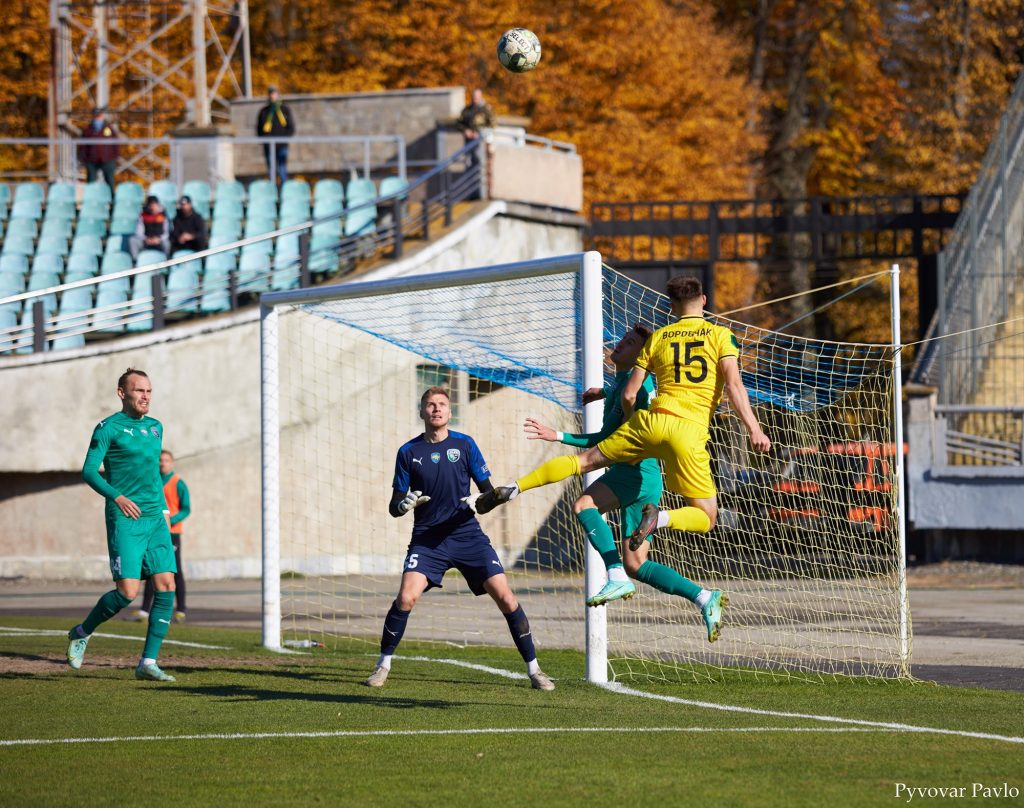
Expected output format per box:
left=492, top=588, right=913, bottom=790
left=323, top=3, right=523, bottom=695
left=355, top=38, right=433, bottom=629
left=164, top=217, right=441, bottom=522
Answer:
left=597, top=409, right=715, bottom=499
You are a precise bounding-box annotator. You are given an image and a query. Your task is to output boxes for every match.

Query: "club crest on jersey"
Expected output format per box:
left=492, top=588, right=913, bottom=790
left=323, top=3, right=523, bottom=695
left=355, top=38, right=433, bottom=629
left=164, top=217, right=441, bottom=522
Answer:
left=447, top=449, right=461, bottom=463
left=151, top=427, right=160, bottom=437
left=430, top=452, right=441, bottom=464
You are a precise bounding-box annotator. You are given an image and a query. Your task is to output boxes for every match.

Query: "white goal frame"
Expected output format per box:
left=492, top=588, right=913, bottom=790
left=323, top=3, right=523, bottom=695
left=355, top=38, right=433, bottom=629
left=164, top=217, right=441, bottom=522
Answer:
left=259, top=251, right=612, bottom=680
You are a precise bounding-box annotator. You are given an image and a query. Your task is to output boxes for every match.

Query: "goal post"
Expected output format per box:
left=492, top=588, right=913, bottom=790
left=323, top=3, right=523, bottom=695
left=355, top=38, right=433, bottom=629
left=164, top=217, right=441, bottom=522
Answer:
left=259, top=252, right=911, bottom=682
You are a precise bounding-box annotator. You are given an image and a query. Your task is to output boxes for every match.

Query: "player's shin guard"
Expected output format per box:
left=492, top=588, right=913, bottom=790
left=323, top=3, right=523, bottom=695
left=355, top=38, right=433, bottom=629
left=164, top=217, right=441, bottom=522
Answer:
left=503, top=605, right=537, bottom=664
left=142, top=590, right=174, bottom=660
left=380, top=600, right=411, bottom=655
left=81, top=589, right=134, bottom=635
left=516, top=454, right=581, bottom=494
left=576, top=508, right=622, bottom=570
left=636, top=560, right=702, bottom=603
left=666, top=506, right=712, bottom=534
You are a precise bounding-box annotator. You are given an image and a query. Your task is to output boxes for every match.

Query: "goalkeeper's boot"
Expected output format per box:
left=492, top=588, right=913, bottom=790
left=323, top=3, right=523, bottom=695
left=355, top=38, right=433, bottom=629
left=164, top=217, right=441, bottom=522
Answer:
left=586, top=579, right=636, bottom=608
left=475, top=486, right=516, bottom=515
left=135, top=662, right=176, bottom=682
left=529, top=670, right=555, bottom=691
left=66, top=627, right=90, bottom=670
left=701, top=590, right=729, bottom=643
left=365, top=665, right=390, bottom=687
left=627, top=503, right=660, bottom=551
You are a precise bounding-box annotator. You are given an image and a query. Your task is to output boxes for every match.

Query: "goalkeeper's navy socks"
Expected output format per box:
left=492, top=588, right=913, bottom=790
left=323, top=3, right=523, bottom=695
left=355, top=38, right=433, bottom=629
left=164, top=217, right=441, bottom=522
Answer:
left=503, top=605, right=537, bottom=664
left=380, top=600, right=411, bottom=655
left=82, top=589, right=134, bottom=635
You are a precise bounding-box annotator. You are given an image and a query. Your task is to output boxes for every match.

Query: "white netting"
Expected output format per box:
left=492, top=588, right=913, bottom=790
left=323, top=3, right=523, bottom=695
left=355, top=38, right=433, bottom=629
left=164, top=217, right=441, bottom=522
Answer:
left=269, top=260, right=909, bottom=680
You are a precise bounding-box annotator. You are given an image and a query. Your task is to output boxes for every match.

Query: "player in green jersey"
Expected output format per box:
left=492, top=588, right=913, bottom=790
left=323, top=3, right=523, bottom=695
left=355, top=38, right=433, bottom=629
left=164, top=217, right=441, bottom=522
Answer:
left=66, top=368, right=179, bottom=682
left=523, top=324, right=718, bottom=612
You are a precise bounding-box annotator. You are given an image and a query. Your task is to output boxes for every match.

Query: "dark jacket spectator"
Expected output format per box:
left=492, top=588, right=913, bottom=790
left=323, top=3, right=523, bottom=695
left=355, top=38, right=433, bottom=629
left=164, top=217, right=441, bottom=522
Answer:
left=457, top=89, right=495, bottom=142
left=129, top=196, right=170, bottom=258
left=77, top=109, right=120, bottom=186
left=256, top=86, right=296, bottom=184
left=170, top=196, right=208, bottom=254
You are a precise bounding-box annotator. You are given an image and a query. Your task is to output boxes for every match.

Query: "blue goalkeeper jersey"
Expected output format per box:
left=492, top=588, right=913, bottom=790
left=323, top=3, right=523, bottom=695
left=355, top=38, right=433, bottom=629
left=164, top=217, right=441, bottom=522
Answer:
left=393, top=431, right=490, bottom=541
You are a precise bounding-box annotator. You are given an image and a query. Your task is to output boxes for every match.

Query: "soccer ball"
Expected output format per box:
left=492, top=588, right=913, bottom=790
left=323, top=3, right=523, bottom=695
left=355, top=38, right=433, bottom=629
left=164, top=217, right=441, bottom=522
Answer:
left=497, top=28, right=542, bottom=73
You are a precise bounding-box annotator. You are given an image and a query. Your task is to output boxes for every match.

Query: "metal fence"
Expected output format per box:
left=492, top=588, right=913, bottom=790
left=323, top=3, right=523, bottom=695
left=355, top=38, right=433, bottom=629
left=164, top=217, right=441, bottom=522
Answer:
left=933, top=405, right=1024, bottom=468
left=0, top=142, right=479, bottom=354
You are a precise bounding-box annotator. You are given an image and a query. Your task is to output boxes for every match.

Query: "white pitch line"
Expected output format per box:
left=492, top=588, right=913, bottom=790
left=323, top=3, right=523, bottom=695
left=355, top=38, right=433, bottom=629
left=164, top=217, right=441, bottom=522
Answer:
left=402, top=655, right=528, bottom=680
left=0, top=626, right=228, bottom=650
left=601, top=682, right=1024, bottom=746
left=0, top=726, right=899, bottom=748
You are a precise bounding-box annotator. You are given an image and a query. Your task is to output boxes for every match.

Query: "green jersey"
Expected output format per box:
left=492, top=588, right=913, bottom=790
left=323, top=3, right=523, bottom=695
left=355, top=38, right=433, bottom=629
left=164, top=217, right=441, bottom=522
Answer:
left=564, top=371, right=661, bottom=478
left=82, top=411, right=166, bottom=518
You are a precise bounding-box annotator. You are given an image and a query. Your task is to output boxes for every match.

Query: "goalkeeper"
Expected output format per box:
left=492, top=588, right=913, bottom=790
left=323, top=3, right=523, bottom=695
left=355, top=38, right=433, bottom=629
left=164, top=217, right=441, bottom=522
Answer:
left=364, top=386, right=554, bottom=691
left=476, top=277, right=771, bottom=642
left=524, top=323, right=721, bottom=616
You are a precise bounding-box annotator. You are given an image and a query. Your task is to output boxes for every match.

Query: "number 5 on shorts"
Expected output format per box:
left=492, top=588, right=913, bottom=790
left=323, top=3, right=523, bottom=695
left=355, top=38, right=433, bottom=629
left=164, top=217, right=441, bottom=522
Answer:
left=405, top=553, right=419, bottom=570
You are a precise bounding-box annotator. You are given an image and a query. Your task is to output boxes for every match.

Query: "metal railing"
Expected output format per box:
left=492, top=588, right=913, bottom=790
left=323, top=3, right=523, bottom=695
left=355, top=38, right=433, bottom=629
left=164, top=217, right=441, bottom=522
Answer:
left=910, top=71, right=1024, bottom=405
left=933, top=405, right=1024, bottom=467
left=0, top=134, right=407, bottom=187
left=0, top=141, right=480, bottom=354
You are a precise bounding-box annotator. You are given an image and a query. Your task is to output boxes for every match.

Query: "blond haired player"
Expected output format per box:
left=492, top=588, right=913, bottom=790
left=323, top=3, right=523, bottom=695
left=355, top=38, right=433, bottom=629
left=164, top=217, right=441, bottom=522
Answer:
left=476, top=277, right=771, bottom=642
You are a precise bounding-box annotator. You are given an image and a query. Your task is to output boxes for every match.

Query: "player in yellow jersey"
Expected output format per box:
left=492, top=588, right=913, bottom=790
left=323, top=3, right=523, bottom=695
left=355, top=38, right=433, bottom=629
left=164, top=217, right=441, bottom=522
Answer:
left=475, top=276, right=771, bottom=641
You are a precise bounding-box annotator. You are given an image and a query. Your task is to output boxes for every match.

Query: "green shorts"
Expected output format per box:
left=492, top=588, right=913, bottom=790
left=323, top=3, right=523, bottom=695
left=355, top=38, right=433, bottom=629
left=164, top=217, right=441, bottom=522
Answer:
left=105, top=512, right=177, bottom=581
left=600, top=462, right=664, bottom=537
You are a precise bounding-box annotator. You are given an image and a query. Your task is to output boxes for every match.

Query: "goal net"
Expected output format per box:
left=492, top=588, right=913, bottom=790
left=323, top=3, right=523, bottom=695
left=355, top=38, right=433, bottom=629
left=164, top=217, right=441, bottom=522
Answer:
left=261, top=253, right=910, bottom=681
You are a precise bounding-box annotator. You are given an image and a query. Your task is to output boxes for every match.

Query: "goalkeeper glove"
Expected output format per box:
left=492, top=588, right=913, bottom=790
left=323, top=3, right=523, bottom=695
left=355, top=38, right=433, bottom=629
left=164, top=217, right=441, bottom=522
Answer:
left=397, top=490, right=430, bottom=515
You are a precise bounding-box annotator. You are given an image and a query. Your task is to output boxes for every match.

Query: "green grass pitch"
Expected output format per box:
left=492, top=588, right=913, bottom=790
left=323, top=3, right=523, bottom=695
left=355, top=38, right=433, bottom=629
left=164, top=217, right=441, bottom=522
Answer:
left=2, top=617, right=1021, bottom=807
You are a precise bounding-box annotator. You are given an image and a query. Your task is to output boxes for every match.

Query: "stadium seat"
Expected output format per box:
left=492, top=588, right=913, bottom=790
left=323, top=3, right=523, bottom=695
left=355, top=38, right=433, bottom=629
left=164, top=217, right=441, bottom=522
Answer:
left=109, top=215, right=137, bottom=237
left=148, top=180, right=178, bottom=219
left=248, top=179, right=278, bottom=203
left=11, top=198, right=42, bottom=220
left=51, top=330, right=86, bottom=351
left=31, top=253, right=64, bottom=279
left=75, top=217, right=107, bottom=239
left=67, top=253, right=99, bottom=277
left=204, top=248, right=236, bottom=274
left=379, top=176, right=410, bottom=199
left=199, top=269, right=231, bottom=314
left=215, top=179, right=245, bottom=203
left=6, top=216, right=39, bottom=241
left=0, top=308, right=19, bottom=351
left=64, top=270, right=94, bottom=285
left=101, top=251, right=132, bottom=274
left=275, top=233, right=301, bottom=261
left=279, top=198, right=311, bottom=227
left=313, top=196, right=344, bottom=219
left=271, top=253, right=300, bottom=291
left=182, top=180, right=212, bottom=219
left=209, top=233, right=239, bottom=254
left=48, top=182, right=77, bottom=204
left=244, top=216, right=276, bottom=239
left=44, top=199, right=77, bottom=222
left=11, top=307, right=36, bottom=354
left=313, top=178, right=344, bottom=204
left=93, top=283, right=130, bottom=332
left=211, top=217, right=242, bottom=241
left=114, top=181, right=144, bottom=207
left=39, top=218, right=73, bottom=241
left=136, top=249, right=168, bottom=269
left=34, top=234, right=68, bottom=258
left=166, top=255, right=201, bottom=313
left=79, top=200, right=109, bottom=223
left=82, top=181, right=112, bottom=207
left=281, top=179, right=310, bottom=203
left=111, top=200, right=139, bottom=222
left=105, top=237, right=130, bottom=257
left=213, top=197, right=244, bottom=222
left=248, top=197, right=277, bottom=221
left=237, top=251, right=270, bottom=293
left=2, top=233, right=35, bottom=257
left=0, top=254, right=29, bottom=276
left=126, top=272, right=157, bottom=332
left=13, top=183, right=44, bottom=204
left=344, top=178, right=377, bottom=237
left=70, top=233, right=104, bottom=257
left=0, top=184, right=10, bottom=216
left=0, top=272, right=25, bottom=297
left=27, top=270, right=60, bottom=313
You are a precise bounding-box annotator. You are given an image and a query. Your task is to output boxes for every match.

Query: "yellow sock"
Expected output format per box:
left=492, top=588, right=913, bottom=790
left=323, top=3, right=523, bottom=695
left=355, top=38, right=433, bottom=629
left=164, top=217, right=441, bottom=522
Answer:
left=666, top=506, right=711, bottom=534
left=516, top=455, right=581, bottom=493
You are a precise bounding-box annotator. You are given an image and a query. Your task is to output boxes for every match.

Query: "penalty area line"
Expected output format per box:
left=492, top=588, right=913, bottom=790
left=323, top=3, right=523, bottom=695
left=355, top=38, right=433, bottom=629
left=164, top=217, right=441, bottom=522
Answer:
left=0, top=726, right=906, bottom=748
left=0, top=626, right=229, bottom=650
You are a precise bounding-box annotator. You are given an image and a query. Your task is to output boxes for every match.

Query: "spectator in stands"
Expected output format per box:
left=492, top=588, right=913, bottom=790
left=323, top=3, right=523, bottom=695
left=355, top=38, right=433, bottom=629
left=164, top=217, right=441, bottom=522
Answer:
left=256, top=85, right=295, bottom=185
left=170, top=195, right=208, bottom=255
left=77, top=108, right=120, bottom=187
left=458, top=88, right=494, bottom=159
left=129, top=196, right=170, bottom=259
left=138, top=450, right=190, bottom=623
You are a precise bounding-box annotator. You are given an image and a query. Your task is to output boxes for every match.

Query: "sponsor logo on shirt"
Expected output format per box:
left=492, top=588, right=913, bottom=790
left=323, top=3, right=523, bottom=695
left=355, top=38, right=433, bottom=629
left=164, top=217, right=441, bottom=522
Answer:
left=430, top=452, right=441, bottom=464
left=140, top=428, right=148, bottom=436
left=123, top=428, right=134, bottom=436
left=447, top=449, right=461, bottom=463
left=412, top=457, right=423, bottom=465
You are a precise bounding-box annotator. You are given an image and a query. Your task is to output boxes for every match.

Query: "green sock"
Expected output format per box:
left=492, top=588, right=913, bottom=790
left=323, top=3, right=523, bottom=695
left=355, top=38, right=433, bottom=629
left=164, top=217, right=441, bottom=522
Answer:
left=142, top=590, right=175, bottom=661
left=636, top=560, right=702, bottom=603
left=82, top=589, right=133, bottom=635
left=576, top=508, right=622, bottom=570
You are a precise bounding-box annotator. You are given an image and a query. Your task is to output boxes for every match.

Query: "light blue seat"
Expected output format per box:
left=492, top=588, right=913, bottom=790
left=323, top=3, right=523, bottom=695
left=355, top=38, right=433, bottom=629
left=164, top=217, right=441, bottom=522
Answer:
left=32, top=253, right=64, bottom=278
left=344, top=178, right=377, bottom=237
left=215, top=180, right=245, bottom=203
left=274, top=233, right=301, bottom=262
left=379, top=176, right=410, bottom=199
left=28, top=271, right=61, bottom=313
left=241, top=239, right=273, bottom=259
left=71, top=233, right=104, bottom=257
left=94, top=283, right=130, bottom=332
left=76, top=217, right=107, bottom=239
left=105, top=237, right=129, bottom=257
left=0, top=254, right=29, bottom=276
left=313, top=196, right=343, bottom=218
left=110, top=215, right=137, bottom=237
left=244, top=216, right=276, bottom=239
left=14, top=183, right=44, bottom=204
left=64, top=270, right=94, bottom=285
left=182, top=180, right=212, bottom=219
left=166, top=255, right=201, bottom=313
left=247, top=197, right=277, bottom=221
left=237, top=251, right=270, bottom=293
left=0, top=308, right=19, bottom=352
left=199, top=268, right=231, bottom=313
left=2, top=233, right=35, bottom=257
left=271, top=252, right=300, bottom=291
left=111, top=200, right=139, bottom=222
left=279, top=198, right=310, bottom=227
left=44, top=199, right=77, bottom=222
left=48, top=182, right=77, bottom=204
left=51, top=330, right=86, bottom=351
left=127, top=271, right=157, bottom=332
left=0, top=272, right=24, bottom=296
left=40, top=218, right=72, bottom=241
left=79, top=201, right=110, bottom=225
left=209, top=233, right=239, bottom=255
left=210, top=217, right=242, bottom=241
left=114, top=181, right=144, bottom=206
left=11, top=198, right=42, bottom=220
left=34, top=234, right=68, bottom=258
left=281, top=179, right=310, bottom=204
left=213, top=197, right=244, bottom=222
left=148, top=180, right=178, bottom=220
left=314, top=179, right=343, bottom=204
left=6, top=217, right=38, bottom=240
left=248, top=179, right=277, bottom=203
left=136, top=249, right=167, bottom=269
left=0, top=184, right=10, bottom=216
left=82, top=181, right=112, bottom=207
left=67, top=253, right=99, bottom=277
left=204, top=249, right=236, bottom=274
left=308, top=239, right=339, bottom=274
left=102, top=251, right=133, bottom=275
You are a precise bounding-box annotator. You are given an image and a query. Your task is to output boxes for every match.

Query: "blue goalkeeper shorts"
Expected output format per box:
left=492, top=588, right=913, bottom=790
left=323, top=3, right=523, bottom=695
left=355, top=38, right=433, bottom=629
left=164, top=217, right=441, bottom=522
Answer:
left=402, top=528, right=505, bottom=596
